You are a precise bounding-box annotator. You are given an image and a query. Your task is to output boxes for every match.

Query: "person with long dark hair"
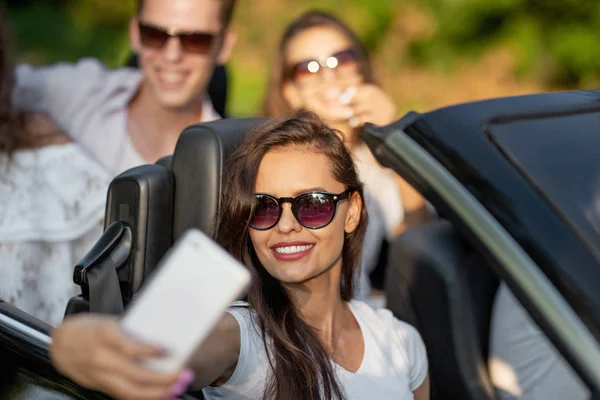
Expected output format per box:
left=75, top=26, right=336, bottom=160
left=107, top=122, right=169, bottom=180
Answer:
left=0, top=7, right=109, bottom=326
left=263, top=11, right=429, bottom=239
left=49, top=111, right=429, bottom=400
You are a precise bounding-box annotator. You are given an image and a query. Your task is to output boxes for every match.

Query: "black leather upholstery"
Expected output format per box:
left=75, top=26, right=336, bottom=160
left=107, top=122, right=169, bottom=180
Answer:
left=66, top=118, right=265, bottom=317
left=104, top=165, right=174, bottom=301
left=66, top=164, right=174, bottom=314
left=156, top=155, right=173, bottom=170
left=386, top=219, right=499, bottom=400
left=171, top=118, right=266, bottom=240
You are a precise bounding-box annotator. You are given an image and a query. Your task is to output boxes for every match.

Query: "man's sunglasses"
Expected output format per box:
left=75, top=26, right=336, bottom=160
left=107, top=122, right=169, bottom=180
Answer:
left=138, top=22, right=216, bottom=54
left=250, top=190, right=353, bottom=230
left=286, top=48, right=358, bottom=81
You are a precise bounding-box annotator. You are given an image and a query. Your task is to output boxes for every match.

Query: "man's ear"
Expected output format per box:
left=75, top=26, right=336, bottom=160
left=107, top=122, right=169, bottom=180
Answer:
left=344, top=191, right=362, bottom=234
left=282, top=81, right=303, bottom=109
left=129, top=17, right=142, bottom=54
left=216, top=29, right=237, bottom=65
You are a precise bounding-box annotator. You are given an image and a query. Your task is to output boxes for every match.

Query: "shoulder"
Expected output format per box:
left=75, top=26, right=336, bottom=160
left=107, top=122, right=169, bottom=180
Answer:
left=351, top=301, right=426, bottom=364
left=202, top=306, right=268, bottom=397
left=375, top=307, right=421, bottom=341
left=351, top=301, right=420, bottom=339
left=226, top=303, right=262, bottom=342
left=376, top=307, right=425, bottom=360
left=352, top=302, right=429, bottom=390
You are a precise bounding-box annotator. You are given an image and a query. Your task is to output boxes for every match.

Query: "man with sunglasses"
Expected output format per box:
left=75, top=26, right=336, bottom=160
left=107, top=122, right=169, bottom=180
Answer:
left=13, top=0, right=236, bottom=176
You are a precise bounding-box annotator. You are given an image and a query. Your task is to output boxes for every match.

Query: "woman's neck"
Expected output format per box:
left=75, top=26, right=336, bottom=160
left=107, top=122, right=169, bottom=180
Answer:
left=284, top=261, right=351, bottom=347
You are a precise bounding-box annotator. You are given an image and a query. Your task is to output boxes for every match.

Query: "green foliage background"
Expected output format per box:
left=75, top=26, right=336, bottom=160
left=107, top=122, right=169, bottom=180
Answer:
left=6, top=0, right=600, bottom=116
left=408, top=0, right=600, bottom=87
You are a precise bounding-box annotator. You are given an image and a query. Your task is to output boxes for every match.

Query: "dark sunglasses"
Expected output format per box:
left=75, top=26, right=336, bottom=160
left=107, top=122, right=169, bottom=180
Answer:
left=250, top=190, right=353, bottom=230
left=286, top=48, right=358, bottom=81
left=138, top=22, right=216, bottom=54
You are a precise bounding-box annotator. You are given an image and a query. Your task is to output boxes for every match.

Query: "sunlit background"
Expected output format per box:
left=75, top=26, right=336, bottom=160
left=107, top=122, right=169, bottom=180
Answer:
left=7, top=0, right=600, bottom=117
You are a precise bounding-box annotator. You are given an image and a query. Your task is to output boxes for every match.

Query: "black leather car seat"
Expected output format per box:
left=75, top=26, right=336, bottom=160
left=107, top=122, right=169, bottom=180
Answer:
left=65, top=118, right=265, bottom=316
left=385, top=219, right=500, bottom=400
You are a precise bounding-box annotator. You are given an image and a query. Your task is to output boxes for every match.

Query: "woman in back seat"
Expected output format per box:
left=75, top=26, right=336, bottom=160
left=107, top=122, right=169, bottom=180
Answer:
left=49, top=111, right=429, bottom=400
left=0, top=7, right=109, bottom=326
left=263, top=11, right=430, bottom=301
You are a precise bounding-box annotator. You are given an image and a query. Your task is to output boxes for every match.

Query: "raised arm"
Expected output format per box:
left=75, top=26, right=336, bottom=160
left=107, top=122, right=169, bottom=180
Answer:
left=13, top=59, right=140, bottom=170
left=14, top=59, right=105, bottom=129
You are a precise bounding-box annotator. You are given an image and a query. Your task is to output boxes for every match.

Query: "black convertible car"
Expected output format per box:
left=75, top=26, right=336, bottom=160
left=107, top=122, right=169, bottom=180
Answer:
left=2, top=89, right=600, bottom=400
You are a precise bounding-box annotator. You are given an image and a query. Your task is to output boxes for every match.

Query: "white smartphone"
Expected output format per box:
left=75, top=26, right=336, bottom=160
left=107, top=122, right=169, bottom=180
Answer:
left=120, top=228, right=251, bottom=374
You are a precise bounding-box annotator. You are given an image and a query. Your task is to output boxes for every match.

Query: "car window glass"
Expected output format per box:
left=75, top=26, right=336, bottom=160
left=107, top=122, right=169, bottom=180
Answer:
left=490, top=112, right=600, bottom=260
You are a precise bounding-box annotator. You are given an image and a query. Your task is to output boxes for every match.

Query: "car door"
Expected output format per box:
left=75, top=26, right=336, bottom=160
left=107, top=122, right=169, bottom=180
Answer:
left=360, top=91, right=600, bottom=399
left=0, top=299, right=107, bottom=399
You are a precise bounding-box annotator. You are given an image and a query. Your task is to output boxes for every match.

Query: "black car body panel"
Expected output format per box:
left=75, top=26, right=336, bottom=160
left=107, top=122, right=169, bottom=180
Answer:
left=373, top=91, right=600, bottom=340
left=0, top=300, right=106, bottom=399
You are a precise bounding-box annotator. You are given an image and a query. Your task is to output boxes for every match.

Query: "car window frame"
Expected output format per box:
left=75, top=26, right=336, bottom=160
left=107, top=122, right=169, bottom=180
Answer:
left=0, top=302, right=205, bottom=399
left=0, top=301, right=106, bottom=399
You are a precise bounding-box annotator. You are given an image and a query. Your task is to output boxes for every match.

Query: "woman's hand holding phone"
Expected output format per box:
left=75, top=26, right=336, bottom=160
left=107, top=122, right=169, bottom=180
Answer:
left=49, top=229, right=250, bottom=399
left=50, top=314, right=194, bottom=400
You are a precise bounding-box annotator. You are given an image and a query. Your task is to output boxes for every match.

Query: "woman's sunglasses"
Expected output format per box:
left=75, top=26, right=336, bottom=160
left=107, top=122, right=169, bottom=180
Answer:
left=138, top=22, right=216, bottom=54
left=286, top=48, right=359, bottom=82
left=250, top=190, right=352, bottom=230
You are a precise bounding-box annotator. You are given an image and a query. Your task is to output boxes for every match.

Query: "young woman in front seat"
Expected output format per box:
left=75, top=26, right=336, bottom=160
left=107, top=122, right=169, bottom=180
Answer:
left=49, top=111, right=429, bottom=400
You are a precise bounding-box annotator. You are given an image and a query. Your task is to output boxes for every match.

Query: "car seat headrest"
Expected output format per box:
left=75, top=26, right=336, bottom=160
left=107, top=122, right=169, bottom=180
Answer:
left=171, top=118, right=267, bottom=240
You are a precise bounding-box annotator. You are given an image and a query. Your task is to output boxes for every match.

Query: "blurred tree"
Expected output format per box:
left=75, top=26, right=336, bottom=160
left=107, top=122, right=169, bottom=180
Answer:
left=5, top=0, right=398, bottom=115
left=7, top=0, right=600, bottom=115
left=6, top=0, right=134, bottom=67
left=404, top=0, right=600, bottom=87
left=3, top=0, right=67, bottom=8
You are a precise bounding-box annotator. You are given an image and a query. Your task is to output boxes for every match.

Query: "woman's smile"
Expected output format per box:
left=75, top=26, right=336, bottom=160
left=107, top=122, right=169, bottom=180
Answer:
left=249, top=147, right=359, bottom=285
left=271, top=241, right=315, bottom=261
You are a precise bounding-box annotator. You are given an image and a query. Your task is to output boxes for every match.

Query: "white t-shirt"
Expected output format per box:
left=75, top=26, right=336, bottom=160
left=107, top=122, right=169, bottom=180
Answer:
left=203, top=300, right=428, bottom=400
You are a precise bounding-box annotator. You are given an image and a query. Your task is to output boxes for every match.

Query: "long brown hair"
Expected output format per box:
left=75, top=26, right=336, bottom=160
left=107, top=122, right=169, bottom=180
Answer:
left=217, top=110, right=367, bottom=399
left=0, top=7, right=24, bottom=155
left=263, top=10, right=377, bottom=117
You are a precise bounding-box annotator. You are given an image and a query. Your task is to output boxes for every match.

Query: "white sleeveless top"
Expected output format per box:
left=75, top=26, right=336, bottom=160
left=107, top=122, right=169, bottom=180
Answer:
left=0, top=144, right=109, bottom=326
left=203, top=301, right=428, bottom=400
